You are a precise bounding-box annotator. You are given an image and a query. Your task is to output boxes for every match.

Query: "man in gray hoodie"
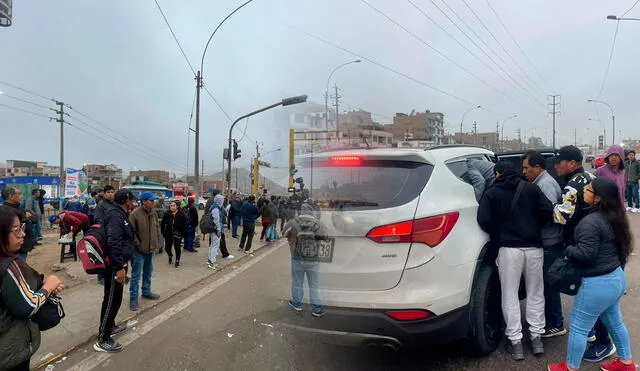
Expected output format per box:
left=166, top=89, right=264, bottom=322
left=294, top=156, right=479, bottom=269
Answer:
left=522, top=151, right=565, bottom=338
left=462, top=159, right=495, bottom=202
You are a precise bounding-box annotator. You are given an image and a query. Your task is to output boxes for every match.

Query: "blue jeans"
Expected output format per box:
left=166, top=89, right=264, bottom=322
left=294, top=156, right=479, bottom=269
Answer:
left=291, top=257, right=323, bottom=313
left=130, top=252, right=155, bottom=302
left=34, top=221, right=42, bottom=240
left=567, top=267, right=631, bottom=369
left=543, top=242, right=564, bottom=328
left=184, top=226, right=196, bottom=251
left=626, top=184, right=639, bottom=208
left=232, top=216, right=241, bottom=237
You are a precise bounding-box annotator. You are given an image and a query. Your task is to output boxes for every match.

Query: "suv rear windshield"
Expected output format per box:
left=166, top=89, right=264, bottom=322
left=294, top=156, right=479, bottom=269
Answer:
left=297, top=159, right=433, bottom=211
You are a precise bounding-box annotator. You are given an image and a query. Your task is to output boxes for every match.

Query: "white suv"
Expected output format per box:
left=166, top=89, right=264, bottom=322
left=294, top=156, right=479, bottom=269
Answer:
left=283, top=145, right=504, bottom=355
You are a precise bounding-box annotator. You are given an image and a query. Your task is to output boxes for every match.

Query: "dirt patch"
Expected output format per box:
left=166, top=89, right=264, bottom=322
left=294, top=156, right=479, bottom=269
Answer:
left=26, top=229, right=94, bottom=290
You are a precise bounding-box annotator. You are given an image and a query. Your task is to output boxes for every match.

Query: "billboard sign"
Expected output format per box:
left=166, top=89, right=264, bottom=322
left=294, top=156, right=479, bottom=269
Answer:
left=65, top=168, right=88, bottom=198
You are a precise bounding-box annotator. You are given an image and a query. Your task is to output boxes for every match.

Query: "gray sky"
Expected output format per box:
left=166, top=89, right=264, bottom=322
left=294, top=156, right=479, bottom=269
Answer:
left=1, top=0, right=639, bottom=175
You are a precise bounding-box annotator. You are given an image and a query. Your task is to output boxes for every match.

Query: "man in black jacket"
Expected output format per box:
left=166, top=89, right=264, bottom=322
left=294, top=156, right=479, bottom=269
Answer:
left=94, top=189, right=135, bottom=353
left=94, top=185, right=116, bottom=225
left=477, top=161, right=553, bottom=361
left=1, top=187, right=37, bottom=261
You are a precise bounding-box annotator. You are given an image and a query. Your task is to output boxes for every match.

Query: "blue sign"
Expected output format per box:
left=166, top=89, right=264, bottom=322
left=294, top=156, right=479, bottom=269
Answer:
left=0, top=176, right=60, bottom=185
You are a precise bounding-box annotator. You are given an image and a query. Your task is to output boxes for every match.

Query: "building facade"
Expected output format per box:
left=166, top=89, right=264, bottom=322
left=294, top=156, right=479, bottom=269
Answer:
left=83, top=164, right=123, bottom=190
left=0, top=0, right=11, bottom=27
left=129, top=170, right=170, bottom=185
left=4, top=160, right=60, bottom=177
left=392, top=110, right=445, bottom=144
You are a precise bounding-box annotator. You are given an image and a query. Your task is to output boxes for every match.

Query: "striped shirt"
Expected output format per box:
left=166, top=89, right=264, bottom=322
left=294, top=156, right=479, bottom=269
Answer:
left=1, top=259, right=48, bottom=319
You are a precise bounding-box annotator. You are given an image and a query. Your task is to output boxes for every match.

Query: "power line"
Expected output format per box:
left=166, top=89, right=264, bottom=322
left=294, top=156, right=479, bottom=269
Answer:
left=65, top=118, right=184, bottom=172
left=484, top=0, right=554, bottom=92
left=433, top=0, right=545, bottom=105
left=186, top=88, right=197, bottom=177
left=0, top=80, right=51, bottom=102
left=460, top=0, right=547, bottom=98
left=1, top=93, right=51, bottom=110
left=286, top=23, right=538, bottom=122
left=622, top=0, right=640, bottom=16
left=66, top=111, right=186, bottom=169
left=407, top=0, right=547, bottom=108
left=357, top=0, right=541, bottom=114
left=153, top=0, right=196, bottom=76
left=0, top=103, right=51, bottom=119
left=598, top=21, right=620, bottom=97
left=202, top=85, right=233, bottom=121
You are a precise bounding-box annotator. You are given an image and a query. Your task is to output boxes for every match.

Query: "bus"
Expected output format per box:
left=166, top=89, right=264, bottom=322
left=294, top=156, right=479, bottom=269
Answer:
left=122, top=181, right=173, bottom=199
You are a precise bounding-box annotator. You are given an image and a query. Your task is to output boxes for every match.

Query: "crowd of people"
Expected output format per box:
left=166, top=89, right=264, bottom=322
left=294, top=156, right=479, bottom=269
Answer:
left=476, top=145, right=635, bottom=371
left=1, top=144, right=638, bottom=369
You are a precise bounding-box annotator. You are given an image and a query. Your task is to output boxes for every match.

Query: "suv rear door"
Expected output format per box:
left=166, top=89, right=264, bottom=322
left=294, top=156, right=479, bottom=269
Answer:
left=295, top=151, right=434, bottom=291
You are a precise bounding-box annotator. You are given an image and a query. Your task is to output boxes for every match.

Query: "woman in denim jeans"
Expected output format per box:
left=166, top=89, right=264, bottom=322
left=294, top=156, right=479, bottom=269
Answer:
left=549, top=178, right=636, bottom=371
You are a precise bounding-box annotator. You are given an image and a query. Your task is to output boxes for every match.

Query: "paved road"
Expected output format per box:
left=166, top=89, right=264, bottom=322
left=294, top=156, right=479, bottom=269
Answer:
left=57, top=230, right=640, bottom=371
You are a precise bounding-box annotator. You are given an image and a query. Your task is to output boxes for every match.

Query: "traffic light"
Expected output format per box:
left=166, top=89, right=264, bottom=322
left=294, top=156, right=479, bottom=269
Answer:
left=233, top=139, right=241, bottom=160
left=598, top=135, right=604, bottom=150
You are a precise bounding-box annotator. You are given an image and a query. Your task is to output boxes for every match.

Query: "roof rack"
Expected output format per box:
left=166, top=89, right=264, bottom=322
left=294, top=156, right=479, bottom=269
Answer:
left=424, top=144, right=487, bottom=151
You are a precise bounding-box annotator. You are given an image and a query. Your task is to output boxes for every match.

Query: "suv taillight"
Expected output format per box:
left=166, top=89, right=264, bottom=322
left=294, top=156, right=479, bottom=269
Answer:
left=366, top=212, right=459, bottom=247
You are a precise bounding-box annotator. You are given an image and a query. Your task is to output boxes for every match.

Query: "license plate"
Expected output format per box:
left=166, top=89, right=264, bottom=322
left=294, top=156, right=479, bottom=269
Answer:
left=316, top=238, right=335, bottom=263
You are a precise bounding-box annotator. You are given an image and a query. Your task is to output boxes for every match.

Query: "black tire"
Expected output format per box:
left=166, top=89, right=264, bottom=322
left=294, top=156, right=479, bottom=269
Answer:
left=468, top=261, right=504, bottom=356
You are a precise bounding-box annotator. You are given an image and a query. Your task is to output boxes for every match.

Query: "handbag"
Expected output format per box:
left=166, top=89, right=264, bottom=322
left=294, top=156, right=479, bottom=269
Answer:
left=547, top=257, right=582, bottom=296
left=266, top=225, right=279, bottom=240
left=0, top=258, right=65, bottom=331
left=32, top=293, right=65, bottom=331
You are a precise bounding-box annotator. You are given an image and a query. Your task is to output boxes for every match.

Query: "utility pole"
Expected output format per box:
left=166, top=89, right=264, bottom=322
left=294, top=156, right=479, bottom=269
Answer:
left=235, top=167, right=238, bottom=190
left=495, top=121, right=500, bottom=152
left=574, top=128, right=577, bottom=146
left=332, top=84, right=341, bottom=140
left=201, top=160, right=204, bottom=193
left=517, top=128, right=522, bottom=150
left=52, top=100, right=66, bottom=198
left=195, top=71, right=202, bottom=193
left=548, top=95, right=560, bottom=149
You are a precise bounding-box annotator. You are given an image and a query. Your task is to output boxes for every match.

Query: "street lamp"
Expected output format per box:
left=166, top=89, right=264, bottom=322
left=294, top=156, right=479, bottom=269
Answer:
left=227, top=95, right=307, bottom=190
left=587, top=99, right=615, bottom=144
left=458, top=105, right=481, bottom=143
left=325, top=59, right=361, bottom=133
left=500, top=115, right=518, bottom=151
left=607, top=15, right=640, bottom=21
left=194, top=0, right=255, bottom=193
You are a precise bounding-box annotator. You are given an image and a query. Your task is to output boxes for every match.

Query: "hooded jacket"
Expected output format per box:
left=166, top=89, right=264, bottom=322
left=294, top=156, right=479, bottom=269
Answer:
left=595, top=145, right=626, bottom=207
left=462, top=159, right=495, bottom=202
left=259, top=201, right=279, bottom=222
left=565, top=207, right=622, bottom=277
left=212, top=194, right=225, bottom=233
left=477, top=170, right=553, bottom=250
left=94, top=198, right=116, bottom=225
left=283, top=204, right=328, bottom=258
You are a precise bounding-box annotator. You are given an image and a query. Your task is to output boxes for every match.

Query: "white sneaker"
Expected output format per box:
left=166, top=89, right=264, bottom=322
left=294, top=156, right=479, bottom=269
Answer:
left=207, top=262, right=218, bottom=270
left=633, top=208, right=640, bottom=213
left=225, top=255, right=235, bottom=259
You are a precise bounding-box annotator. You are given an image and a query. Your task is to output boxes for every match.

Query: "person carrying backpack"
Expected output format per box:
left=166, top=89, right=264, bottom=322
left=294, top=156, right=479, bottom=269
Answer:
left=283, top=203, right=328, bottom=317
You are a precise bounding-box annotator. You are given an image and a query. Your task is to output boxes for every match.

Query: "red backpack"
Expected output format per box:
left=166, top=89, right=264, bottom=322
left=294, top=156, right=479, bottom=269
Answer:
left=76, top=224, right=109, bottom=274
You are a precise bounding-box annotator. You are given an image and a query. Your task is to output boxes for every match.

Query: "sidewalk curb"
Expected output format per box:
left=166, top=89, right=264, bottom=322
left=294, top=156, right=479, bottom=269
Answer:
left=34, top=240, right=279, bottom=370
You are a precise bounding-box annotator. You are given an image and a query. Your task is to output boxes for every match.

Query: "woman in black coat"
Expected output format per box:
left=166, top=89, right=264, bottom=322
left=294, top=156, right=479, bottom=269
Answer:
left=160, top=201, right=186, bottom=268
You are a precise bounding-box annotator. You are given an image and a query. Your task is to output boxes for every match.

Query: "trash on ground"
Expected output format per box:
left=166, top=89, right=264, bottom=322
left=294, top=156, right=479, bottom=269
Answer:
left=227, top=332, right=234, bottom=338
left=127, top=319, right=139, bottom=327
left=260, top=323, right=274, bottom=328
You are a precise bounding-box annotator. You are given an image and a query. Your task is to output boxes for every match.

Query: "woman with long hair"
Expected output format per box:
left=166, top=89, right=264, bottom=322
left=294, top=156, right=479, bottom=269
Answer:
left=549, top=177, right=635, bottom=371
left=160, top=201, right=186, bottom=268
left=0, top=206, right=64, bottom=370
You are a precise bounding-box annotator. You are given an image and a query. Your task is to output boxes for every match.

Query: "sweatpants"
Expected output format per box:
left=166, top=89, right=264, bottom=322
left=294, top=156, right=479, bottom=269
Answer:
left=209, top=234, right=220, bottom=264
left=497, top=247, right=546, bottom=342
left=98, top=266, right=125, bottom=342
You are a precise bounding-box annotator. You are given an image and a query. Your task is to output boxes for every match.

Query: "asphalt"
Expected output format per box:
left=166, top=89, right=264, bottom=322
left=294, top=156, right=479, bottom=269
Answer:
left=49, top=216, right=640, bottom=371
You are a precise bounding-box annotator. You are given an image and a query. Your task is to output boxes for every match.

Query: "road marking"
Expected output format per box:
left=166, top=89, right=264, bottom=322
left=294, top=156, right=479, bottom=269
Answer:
left=67, top=242, right=283, bottom=371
